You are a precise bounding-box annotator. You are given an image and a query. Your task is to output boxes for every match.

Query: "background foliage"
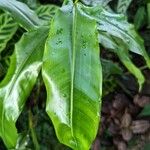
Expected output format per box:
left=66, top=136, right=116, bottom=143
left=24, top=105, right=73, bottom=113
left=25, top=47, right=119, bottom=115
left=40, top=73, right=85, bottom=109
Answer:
left=0, top=0, right=150, bottom=149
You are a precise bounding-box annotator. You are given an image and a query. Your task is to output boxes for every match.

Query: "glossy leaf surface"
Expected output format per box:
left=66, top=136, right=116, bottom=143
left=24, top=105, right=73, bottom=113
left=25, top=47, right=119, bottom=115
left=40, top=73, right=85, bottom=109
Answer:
left=0, top=0, right=41, bottom=31
left=42, top=2, right=102, bottom=150
left=0, top=27, right=48, bottom=148
left=0, top=13, right=18, bottom=53
left=81, top=5, right=150, bottom=68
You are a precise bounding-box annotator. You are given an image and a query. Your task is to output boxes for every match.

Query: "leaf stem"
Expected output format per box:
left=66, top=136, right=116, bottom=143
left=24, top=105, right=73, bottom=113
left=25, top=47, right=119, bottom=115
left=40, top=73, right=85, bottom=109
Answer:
left=74, top=0, right=79, bottom=3
left=124, top=65, right=148, bottom=75
left=28, top=110, right=40, bottom=150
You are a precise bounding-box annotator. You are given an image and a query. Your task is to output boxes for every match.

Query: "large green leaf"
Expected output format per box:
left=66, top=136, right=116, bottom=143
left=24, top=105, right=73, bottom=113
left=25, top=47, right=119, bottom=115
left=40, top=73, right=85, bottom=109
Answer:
left=0, top=27, right=48, bottom=148
left=42, top=2, right=102, bottom=150
left=0, top=13, right=18, bottom=53
left=81, top=5, right=150, bottom=68
left=0, top=0, right=41, bottom=31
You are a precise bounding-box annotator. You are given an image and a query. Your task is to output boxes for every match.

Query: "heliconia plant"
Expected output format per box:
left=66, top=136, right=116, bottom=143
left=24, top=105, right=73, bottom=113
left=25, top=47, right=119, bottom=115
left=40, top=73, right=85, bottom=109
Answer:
left=0, top=0, right=149, bottom=149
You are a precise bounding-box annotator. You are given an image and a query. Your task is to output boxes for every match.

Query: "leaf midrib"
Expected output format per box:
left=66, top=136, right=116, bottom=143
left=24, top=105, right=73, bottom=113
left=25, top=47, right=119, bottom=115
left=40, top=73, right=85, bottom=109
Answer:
left=70, top=4, right=76, bottom=137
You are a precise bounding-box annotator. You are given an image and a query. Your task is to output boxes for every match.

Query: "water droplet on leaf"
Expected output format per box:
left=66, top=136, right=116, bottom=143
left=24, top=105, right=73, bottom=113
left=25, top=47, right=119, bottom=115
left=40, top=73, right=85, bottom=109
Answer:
left=56, top=28, right=63, bottom=34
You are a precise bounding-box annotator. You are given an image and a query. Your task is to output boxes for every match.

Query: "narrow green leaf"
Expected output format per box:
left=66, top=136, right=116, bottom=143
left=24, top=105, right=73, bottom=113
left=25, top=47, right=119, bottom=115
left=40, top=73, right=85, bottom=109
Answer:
left=117, top=0, right=132, bottom=14
left=36, top=5, right=59, bottom=25
left=97, top=10, right=146, bottom=56
left=99, top=33, right=145, bottom=90
left=42, top=2, right=102, bottom=150
left=0, top=0, right=41, bottom=31
left=0, top=13, right=18, bottom=53
left=81, top=5, right=150, bottom=68
left=98, top=32, right=117, bottom=50
left=116, top=45, right=145, bottom=91
left=0, top=27, right=48, bottom=148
